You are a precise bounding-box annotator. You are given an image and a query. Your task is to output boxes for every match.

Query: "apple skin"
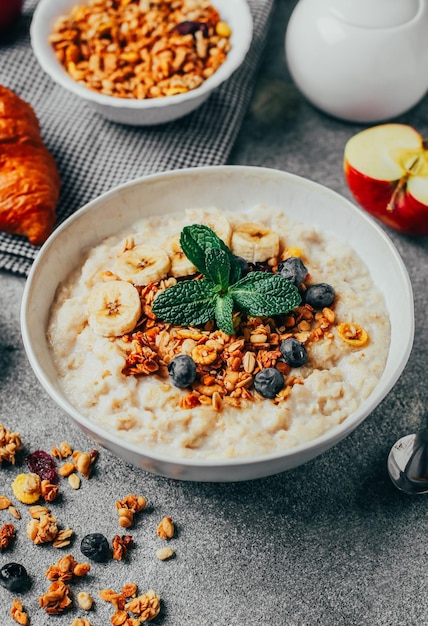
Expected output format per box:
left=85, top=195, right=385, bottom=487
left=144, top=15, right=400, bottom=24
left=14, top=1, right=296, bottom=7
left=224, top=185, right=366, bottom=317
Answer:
left=0, top=0, right=23, bottom=31
left=344, top=160, right=428, bottom=236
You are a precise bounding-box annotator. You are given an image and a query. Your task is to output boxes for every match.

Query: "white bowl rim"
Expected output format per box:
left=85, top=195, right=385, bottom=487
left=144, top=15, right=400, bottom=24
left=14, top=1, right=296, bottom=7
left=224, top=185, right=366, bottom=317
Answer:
left=29, top=0, right=254, bottom=111
left=21, top=165, right=415, bottom=471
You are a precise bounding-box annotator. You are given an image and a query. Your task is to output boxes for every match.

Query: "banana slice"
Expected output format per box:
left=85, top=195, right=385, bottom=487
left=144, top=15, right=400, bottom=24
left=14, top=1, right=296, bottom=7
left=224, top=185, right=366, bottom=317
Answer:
left=87, top=280, right=141, bottom=337
left=115, top=244, right=171, bottom=286
left=231, top=222, right=279, bottom=263
left=186, top=209, right=232, bottom=246
left=162, top=235, right=197, bottom=278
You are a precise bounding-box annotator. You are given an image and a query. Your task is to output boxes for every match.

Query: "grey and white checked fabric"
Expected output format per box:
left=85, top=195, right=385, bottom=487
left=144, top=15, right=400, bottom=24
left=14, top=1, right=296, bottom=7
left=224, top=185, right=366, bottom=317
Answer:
left=0, top=0, right=274, bottom=276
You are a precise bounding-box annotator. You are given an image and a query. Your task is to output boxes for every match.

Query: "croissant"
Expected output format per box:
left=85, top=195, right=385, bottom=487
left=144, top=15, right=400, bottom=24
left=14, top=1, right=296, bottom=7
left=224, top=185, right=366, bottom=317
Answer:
left=0, top=85, right=60, bottom=245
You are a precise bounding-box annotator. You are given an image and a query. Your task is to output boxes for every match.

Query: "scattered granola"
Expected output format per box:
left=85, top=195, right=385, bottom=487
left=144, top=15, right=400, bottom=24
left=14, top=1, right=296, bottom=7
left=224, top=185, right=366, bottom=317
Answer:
left=41, top=478, right=60, bottom=502
left=126, top=589, right=161, bottom=621
left=68, top=472, right=81, bottom=490
left=10, top=598, right=29, bottom=625
left=51, top=440, right=73, bottom=460
left=49, top=0, right=232, bottom=100
left=156, top=546, right=174, bottom=561
left=59, top=461, right=76, bottom=477
left=0, top=423, right=23, bottom=465
left=100, top=584, right=160, bottom=623
left=0, top=494, right=11, bottom=509
left=77, top=591, right=94, bottom=611
left=38, top=580, right=73, bottom=615
left=8, top=505, right=21, bottom=520
left=52, top=527, right=75, bottom=549
left=115, top=494, right=147, bottom=528
left=0, top=431, right=167, bottom=623
left=46, top=554, right=90, bottom=583
left=74, top=449, right=99, bottom=479
left=26, top=504, right=67, bottom=545
left=112, top=534, right=134, bottom=560
left=157, top=515, right=174, bottom=539
left=0, top=522, right=16, bottom=550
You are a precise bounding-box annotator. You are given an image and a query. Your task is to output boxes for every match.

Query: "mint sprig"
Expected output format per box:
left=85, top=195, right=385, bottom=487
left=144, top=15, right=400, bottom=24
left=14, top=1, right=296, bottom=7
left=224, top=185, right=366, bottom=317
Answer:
left=152, top=224, right=301, bottom=335
left=179, top=224, right=241, bottom=285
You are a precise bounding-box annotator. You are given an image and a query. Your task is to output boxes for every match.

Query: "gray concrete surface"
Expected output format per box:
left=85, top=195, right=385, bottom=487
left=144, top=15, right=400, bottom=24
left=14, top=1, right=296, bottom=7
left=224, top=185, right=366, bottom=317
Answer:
left=1, top=1, right=428, bottom=624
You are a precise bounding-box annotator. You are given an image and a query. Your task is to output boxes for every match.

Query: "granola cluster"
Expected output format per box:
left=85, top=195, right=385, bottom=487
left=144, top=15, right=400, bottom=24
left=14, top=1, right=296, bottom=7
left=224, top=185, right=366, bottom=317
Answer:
left=100, top=584, right=161, bottom=623
left=123, top=278, right=336, bottom=413
left=10, top=598, right=28, bottom=625
left=0, top=522, right=16, bottom=550
left=49, top=0, right=232, bottom=100
left=1, top=432, right=172, bottom=622
left=0, top=423, right=23, bottom=465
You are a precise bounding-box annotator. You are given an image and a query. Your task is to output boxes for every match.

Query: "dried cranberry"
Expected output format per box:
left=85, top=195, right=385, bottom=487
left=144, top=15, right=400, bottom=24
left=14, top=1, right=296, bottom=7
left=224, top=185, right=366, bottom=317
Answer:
left=175, top=20, right=209, bottom=37
left=26, top=450, right=59, bottom=484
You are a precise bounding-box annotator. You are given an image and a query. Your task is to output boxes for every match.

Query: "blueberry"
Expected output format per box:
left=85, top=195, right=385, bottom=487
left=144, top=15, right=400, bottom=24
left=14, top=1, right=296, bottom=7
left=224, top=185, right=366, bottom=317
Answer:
left=277, top=257, right=308, bottom=286
left=280, top=337, right=308, bottom=368
left=80, top=533, right=110, bottom=562
left=253, top=261, right=272, bottom=273
left=234, top=255, right=250, bottom=277
left=305, top=283, right=335, bottom=309
left=167, top=354, right=197, bottom=388
left=253, top=367, right=284, bottom=399
left=0, top=563, right=30, bottom=592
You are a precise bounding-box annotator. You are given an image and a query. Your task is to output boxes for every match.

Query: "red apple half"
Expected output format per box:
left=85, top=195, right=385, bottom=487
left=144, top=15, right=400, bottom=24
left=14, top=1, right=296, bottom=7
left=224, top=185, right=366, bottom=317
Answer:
left=344, top=124, right=428, bottom=236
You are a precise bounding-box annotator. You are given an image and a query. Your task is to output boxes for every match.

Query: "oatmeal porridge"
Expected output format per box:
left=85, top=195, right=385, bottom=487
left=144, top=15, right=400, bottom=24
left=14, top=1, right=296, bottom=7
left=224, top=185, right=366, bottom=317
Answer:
left=47, top=207, right=391, bottom=459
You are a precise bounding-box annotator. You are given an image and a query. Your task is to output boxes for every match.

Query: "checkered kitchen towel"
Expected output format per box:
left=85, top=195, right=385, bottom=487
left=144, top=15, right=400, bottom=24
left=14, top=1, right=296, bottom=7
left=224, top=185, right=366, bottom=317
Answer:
left=0, top=0, right=275, bottom=276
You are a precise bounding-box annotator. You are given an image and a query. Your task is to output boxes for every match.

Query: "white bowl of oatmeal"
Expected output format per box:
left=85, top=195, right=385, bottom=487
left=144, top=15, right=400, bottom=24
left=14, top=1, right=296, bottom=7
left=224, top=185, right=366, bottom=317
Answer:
left=30, top=0, right=253, bottom=125
left=21, top=166, right=414, bottom=481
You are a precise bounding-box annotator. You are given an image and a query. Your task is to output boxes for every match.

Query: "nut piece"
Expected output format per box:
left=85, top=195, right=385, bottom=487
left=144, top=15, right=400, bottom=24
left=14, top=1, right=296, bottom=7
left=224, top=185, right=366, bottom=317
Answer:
left=0, top=495, right=11, bottom=509
left=156, top=546, right=175, bottom=561
left=68, top=472, right=81, bottom=490
left=71, top=449, right=98, bottom=479
left=0, top=423, right=23, bottom=465
left=157, top=516, right=174, bottom=540
left=10, top=598, right=29, bottom=625
left=59, top=461, right=75, bottom=477
left=77, top=591, right=93, bottom=611
left=52, top=527, right=74, bottom=549
left=72, top=619, right=92, bottom=626
left=8, top=505, right=21, bottom=520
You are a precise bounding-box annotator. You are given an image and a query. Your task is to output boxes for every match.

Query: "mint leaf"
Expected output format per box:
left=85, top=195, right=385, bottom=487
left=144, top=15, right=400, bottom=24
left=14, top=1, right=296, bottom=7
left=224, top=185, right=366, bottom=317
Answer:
left=180, top=224, right=241, bottom=284
left=214, top=293, right=235, bottom=335
left=230, top=272, right=301, bottom=316
left=205, top=249, right=230, bottom=292
left=152, top=279, right=216, bottom=326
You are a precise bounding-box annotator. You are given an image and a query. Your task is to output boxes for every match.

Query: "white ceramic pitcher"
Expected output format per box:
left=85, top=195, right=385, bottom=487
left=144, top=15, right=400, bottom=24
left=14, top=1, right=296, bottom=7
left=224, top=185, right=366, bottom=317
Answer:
left=285, top=0, right=428, bottom=122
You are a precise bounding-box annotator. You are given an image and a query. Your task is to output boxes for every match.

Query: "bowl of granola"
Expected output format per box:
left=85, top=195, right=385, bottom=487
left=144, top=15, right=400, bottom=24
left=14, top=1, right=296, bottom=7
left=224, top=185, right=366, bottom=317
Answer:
left=30, top=0, right=253, bottom=125
left=21, top=166, right=414, bottom=481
